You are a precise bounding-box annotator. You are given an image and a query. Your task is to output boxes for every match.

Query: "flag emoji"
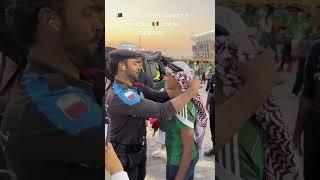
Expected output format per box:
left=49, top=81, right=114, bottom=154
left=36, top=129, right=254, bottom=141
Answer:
left=117, top=13, right=123, bottom=17
left=152, top=21, right=159, bottom=26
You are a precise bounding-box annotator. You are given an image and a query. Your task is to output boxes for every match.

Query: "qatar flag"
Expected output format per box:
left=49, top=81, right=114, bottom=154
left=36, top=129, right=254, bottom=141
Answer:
left=57, top=94, right=89, bottom=120
left=124, top=91, right=135, bottom=100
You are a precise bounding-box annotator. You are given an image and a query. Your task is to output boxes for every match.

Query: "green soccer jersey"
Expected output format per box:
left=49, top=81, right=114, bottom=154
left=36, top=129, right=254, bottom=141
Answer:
left=160, top=101, right=198, bottom=165
left=204, top=65, right=210, bottom=74
left=216, top=117, right=265, bottom=180
left=238, top=119, right=265, bottom=180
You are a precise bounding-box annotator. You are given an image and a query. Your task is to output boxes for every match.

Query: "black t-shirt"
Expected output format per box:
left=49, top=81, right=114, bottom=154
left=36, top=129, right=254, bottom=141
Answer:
left=208, top=74, right=215, bottom=114
left=302, top=40, right=320, bottom=111
left=208, top=74, right=215, bottom=94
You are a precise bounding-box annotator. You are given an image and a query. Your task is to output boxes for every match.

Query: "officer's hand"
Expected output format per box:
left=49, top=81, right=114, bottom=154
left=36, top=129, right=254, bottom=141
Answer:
left=188, top=78, right=201, bottom=94
left=105, top=143, right=124, bottom=175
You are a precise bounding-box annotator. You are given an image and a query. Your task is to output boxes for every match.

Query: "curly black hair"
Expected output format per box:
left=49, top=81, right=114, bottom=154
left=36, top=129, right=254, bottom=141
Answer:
left=5, top=0, right=65, bottom=49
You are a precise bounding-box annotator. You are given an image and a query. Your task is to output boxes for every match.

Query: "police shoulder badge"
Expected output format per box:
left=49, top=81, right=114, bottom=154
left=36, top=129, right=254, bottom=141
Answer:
left=113, top=83, right=141, bottom=106
left=22, top=73, right=102, bottom=135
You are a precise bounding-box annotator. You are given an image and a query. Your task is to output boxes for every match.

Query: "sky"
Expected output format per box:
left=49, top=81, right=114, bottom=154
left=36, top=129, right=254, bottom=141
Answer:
left=105, top=0, right=215, bottom=57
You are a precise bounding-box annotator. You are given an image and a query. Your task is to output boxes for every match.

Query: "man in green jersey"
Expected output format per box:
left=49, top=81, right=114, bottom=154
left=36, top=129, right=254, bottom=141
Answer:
left=160, top=61, right=208, bottom=180
left=215, top=6, right=299, bottom=180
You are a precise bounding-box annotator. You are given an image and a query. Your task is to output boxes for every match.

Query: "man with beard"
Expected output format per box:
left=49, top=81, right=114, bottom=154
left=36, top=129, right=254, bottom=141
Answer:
left=106, top=49, right=201, bottom=180
left=0, top=0, right=105, bottom=180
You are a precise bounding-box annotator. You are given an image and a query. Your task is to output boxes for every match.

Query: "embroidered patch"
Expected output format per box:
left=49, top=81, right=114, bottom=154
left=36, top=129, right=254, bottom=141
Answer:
left=113, top=83, right=141, bottom=106
left=57, top=94, right=89, bottom=120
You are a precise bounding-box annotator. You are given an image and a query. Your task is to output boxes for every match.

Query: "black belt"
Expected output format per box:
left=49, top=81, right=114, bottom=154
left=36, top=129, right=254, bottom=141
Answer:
left=111, top=142, right=144, bottom=153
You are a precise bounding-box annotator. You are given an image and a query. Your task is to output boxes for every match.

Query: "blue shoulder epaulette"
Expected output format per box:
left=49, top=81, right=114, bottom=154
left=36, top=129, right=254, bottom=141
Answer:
left=113, top=83, right=141, bottom=106
left=22, top=73, right=103, bottom=135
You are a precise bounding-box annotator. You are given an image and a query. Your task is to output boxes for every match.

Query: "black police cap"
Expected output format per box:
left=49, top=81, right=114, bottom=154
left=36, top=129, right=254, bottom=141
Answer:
left=108, top=49, right=143, bottom=62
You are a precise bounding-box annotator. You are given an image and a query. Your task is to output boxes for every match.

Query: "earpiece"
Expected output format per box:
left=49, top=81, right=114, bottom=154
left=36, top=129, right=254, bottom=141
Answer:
left=49, top=19, right=60, bottom=31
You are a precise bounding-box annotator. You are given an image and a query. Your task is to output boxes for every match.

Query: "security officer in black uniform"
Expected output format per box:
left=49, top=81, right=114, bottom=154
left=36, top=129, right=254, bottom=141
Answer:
left=205, top=73, right=215, bottom=156
left=106, top=49, right=201, bottom=180
left=0, top=0, right=105, bottom=180
left=293, top=40, right=320, bottom=180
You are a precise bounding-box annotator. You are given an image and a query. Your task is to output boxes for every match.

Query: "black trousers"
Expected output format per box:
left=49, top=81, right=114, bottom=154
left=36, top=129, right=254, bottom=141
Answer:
left=0, top=115, right=7, bottom=170
left=116, top=144, right=147, bottom=180
left=304, top=112, right=320, bottom=180
left=209, top=98, right=215, bottom=145
left=292, top=58, right=305, bottom=95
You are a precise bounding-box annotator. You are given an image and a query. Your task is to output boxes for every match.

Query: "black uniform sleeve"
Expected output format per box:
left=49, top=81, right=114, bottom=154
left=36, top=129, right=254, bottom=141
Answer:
left=209, top=86, right=214, bottom=94
left=137, top=84, right=170, bottom=103
left=206, top=76, right=211, bottom=91
left=145, top=74, right=155, bottom=89
left=205, top=74, right=214, bottom=94
left=302, top=43, right=320, bottom=99
left=111, top=95, right=176, bottom=121
left=209, top=79, right=214, bottom=94
left=205, top=82, right=210, bottom=91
